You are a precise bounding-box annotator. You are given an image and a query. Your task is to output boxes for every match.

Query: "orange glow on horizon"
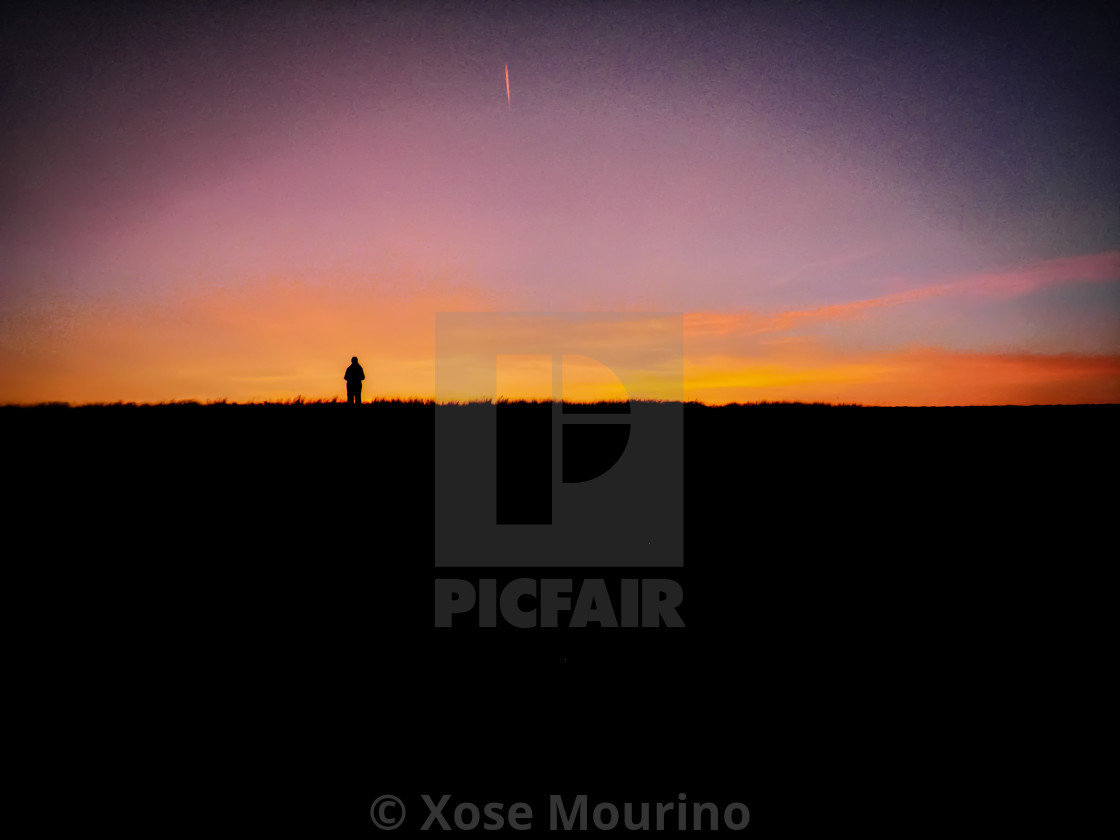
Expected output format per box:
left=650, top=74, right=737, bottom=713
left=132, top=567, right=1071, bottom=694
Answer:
left=1, top=251, right=1118, bottom=407
left=683, top=348, right=1120, bottom=406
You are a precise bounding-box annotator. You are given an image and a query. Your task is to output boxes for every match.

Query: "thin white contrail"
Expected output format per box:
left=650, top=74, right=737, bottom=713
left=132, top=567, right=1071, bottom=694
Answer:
left=505, top=63, right=510, bottom=106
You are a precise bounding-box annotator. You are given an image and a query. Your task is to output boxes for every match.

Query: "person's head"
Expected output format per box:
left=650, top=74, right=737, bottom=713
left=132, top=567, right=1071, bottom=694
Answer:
left=351, top=356, right=358, bottom=363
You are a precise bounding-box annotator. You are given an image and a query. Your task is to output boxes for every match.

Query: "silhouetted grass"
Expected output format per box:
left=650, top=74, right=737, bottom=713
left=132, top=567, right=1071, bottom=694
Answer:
left=2, top=397, right=1117, bottom=411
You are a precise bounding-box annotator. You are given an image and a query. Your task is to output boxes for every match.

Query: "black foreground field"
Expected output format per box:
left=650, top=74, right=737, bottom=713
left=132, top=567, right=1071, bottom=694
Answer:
left=5, top=400, right=1114, bottom=835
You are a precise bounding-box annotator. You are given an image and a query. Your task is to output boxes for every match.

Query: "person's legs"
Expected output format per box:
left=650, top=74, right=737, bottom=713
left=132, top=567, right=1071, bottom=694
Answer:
left=355, top=385, right=361, bottom=405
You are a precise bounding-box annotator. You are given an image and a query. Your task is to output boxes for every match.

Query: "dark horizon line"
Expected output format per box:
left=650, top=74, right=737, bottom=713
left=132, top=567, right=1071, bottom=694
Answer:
left=2, top=398, right=1117, bottom=410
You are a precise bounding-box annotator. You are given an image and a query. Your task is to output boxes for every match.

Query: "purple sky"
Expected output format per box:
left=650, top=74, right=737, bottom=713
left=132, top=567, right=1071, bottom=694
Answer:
left=2, top=2, right=1117, bottom=403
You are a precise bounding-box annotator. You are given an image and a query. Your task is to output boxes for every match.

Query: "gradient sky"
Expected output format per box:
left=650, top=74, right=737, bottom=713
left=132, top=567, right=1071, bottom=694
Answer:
left=2, top=1, right=1118, bottom=404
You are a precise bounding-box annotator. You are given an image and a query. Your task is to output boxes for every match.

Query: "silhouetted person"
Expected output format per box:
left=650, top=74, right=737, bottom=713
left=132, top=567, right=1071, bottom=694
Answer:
left=345, top=356, right=365, bottom=405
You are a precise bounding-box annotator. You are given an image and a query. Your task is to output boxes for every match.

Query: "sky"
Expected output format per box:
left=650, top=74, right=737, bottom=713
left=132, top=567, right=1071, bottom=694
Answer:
left=1, top=0, right=1118, bottom=405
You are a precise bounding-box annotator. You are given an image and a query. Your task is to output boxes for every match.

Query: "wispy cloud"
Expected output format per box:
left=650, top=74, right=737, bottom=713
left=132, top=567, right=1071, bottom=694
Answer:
left=685, top=250, right=1120, bottom=339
